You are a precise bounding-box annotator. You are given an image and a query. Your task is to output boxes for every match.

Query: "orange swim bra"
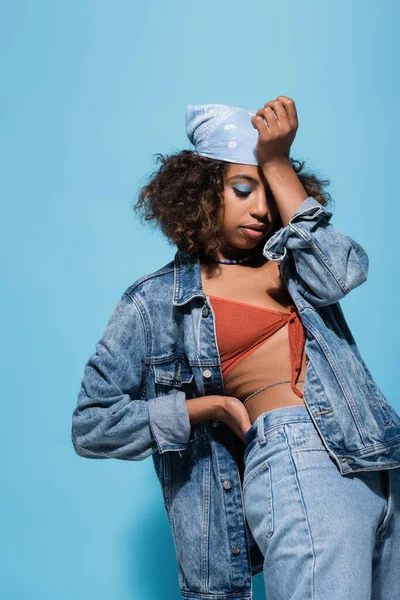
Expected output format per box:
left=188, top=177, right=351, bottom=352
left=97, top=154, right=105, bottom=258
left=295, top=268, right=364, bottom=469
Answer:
left=208, top=295, right=306, bottom=399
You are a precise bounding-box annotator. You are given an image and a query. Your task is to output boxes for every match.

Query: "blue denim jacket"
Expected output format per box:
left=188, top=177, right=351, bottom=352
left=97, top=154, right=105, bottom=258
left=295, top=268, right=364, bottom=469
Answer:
left=72, top=196, right=400, bottom=600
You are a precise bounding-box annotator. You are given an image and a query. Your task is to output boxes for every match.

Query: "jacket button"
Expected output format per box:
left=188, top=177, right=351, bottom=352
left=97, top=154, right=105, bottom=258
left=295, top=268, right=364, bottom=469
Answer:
left=212, top=419, right=220, bottom=427
left=223, top=479, right=232, bottom=490
left=202, top=369, right=212, bottom=378
left=202, top=305, right=210, bottom=317
left=231, top=544, right=241, bottom=555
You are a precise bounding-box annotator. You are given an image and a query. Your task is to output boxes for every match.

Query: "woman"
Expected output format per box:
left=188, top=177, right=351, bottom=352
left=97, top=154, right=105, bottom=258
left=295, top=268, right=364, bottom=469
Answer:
left=72, top=98, right=400, bottom=600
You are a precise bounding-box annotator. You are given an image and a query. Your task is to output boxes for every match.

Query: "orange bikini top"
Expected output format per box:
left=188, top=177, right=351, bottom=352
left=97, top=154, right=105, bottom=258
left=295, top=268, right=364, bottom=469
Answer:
left=208, top=295, right=306, bottom=399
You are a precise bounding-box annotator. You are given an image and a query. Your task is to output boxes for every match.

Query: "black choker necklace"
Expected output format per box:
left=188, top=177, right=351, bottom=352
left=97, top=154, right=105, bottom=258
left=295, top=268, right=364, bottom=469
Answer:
left=211, top=254, right=256, bottom=265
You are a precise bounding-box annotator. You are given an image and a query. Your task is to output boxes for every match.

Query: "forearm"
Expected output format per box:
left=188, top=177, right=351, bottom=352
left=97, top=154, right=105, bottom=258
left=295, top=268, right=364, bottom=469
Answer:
left=263, top=195, right=369, bottom=307
left=261, top=158, right=309, bottom=227
left=186, top=395, right=225, bottom=425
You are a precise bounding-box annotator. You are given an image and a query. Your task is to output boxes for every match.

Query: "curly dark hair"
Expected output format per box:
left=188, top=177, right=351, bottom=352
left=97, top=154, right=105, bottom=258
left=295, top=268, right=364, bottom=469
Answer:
left=132, top=150, right=333, bottom=258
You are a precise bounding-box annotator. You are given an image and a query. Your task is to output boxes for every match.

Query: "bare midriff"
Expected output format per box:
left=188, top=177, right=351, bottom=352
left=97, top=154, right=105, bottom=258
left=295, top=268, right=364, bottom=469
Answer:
left=222, top=320, right=307, bottom=426
left=200, top=257, right=308, bottom=426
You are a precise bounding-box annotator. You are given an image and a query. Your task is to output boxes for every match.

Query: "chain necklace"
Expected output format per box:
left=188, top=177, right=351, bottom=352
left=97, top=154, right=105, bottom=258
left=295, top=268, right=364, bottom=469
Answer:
left=243, top=379, right=306, bottom=405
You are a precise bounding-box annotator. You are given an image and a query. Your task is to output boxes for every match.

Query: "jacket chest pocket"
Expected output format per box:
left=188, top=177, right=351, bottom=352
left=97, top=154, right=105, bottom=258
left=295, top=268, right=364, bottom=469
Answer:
left=154, top=359, right=195, bottom=398
left=153, top=359, right=206, bottom=444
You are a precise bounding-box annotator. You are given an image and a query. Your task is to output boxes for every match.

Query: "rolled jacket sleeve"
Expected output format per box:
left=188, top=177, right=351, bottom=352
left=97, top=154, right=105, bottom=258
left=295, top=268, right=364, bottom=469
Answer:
left=71, top=292, right=191, bottom=461
left=263, top=196, right=369, bottom=308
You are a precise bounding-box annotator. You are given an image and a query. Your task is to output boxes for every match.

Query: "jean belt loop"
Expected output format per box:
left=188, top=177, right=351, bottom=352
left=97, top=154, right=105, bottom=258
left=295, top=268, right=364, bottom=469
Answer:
left=257, top=413, right=267, bottom=446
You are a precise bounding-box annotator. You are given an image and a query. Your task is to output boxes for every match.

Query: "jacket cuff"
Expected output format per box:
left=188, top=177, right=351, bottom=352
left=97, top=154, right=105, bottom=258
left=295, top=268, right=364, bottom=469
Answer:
left=147, top=391, right=191, bottom=454
left=263, top=196, right=332, bottom=261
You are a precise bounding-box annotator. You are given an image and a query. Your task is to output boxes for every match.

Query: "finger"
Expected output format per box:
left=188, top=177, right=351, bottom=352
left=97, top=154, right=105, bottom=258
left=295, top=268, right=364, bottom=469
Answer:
left=264, top=100, right=289, bottom=126
left=251, top=114, right=269, bottom=133
left=255, top=107, right=279, bottom=132
left=275, top=96, right=298, bottom=128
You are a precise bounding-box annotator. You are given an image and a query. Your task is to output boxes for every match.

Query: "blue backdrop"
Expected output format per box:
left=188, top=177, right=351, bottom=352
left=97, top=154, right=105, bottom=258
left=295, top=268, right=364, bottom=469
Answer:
left=1, top=1, right=399, bottom=598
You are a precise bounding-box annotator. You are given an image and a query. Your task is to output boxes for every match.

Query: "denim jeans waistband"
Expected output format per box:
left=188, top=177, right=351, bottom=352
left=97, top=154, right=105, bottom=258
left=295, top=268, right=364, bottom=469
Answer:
left=244, top=404, right=312, bottom=447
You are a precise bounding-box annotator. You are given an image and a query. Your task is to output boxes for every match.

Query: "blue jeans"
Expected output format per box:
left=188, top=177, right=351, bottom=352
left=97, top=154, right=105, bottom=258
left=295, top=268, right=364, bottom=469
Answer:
left=243, top=405, right=400, bottom=599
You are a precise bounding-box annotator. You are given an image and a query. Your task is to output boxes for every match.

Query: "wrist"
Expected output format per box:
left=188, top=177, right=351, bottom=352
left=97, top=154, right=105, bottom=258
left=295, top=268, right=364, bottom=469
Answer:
left=185, top=395, right=227, bottom=425
left=260, top=156, right=291, bottom=174
left=211, top=395, right=227, bottom=420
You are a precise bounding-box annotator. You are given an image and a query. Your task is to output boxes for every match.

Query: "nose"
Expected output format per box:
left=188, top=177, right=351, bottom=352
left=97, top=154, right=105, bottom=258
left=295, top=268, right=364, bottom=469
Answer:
left=249, top=189, right=269, bottom=220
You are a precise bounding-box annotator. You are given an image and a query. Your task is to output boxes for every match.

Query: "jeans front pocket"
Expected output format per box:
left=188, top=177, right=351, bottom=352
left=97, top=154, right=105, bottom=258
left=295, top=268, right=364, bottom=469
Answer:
left=242, top=459, right=274, bottom=556
left=243, top=425, right=258, bottom=463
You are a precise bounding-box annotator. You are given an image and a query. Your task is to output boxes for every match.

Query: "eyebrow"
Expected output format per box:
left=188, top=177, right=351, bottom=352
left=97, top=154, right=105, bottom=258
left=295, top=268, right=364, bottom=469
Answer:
left=227, top=174, right=260, bottom=185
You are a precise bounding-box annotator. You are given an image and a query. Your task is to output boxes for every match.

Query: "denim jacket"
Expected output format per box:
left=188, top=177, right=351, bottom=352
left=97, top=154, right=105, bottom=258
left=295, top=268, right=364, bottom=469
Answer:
left=71, top=196, right=400, bottom=600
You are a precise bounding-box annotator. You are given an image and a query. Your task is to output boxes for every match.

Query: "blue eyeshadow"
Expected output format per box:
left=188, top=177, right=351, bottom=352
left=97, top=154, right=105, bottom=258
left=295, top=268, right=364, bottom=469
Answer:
left=233, top=184, right=252, bottom=193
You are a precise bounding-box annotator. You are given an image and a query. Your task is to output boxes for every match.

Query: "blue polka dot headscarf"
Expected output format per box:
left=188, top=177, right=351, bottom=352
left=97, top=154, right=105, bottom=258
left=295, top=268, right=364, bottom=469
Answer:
left=185, top=103, right=259, bottom=166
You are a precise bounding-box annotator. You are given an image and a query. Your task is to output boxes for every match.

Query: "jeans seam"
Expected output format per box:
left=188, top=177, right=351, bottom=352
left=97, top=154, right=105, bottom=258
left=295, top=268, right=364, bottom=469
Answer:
left=263, top=462, right=274, bottom=547
left=284, top=427, right=316, bottom=600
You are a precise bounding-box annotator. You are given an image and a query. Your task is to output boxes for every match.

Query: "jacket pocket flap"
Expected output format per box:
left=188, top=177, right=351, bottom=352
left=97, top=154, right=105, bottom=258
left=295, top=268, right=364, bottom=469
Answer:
left=154, top=361, right=194, bottom=386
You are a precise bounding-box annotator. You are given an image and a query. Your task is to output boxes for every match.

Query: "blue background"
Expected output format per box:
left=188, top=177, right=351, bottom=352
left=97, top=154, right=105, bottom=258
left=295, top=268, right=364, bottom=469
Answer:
left=1, top=1, right=398, bottom=598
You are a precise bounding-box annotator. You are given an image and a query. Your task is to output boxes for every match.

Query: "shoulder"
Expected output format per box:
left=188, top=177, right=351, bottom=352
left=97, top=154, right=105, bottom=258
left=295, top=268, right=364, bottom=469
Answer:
left=123, top=256, right=175, bottom=301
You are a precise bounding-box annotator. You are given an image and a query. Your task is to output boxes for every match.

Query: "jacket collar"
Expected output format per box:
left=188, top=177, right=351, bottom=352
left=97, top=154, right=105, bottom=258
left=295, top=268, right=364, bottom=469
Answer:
left=172, top=250, right=207, bottom=306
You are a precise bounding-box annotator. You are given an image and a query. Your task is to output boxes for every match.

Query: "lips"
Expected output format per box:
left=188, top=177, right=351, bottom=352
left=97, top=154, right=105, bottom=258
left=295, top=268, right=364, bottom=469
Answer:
left=241, top=223, right=268, bottom=231
left=242, top=226, right=267, bottom=239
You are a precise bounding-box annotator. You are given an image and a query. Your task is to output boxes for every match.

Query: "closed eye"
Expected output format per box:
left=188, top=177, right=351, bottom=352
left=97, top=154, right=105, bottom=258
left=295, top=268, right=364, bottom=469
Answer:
left=233, top=188, right=251, bottom=198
